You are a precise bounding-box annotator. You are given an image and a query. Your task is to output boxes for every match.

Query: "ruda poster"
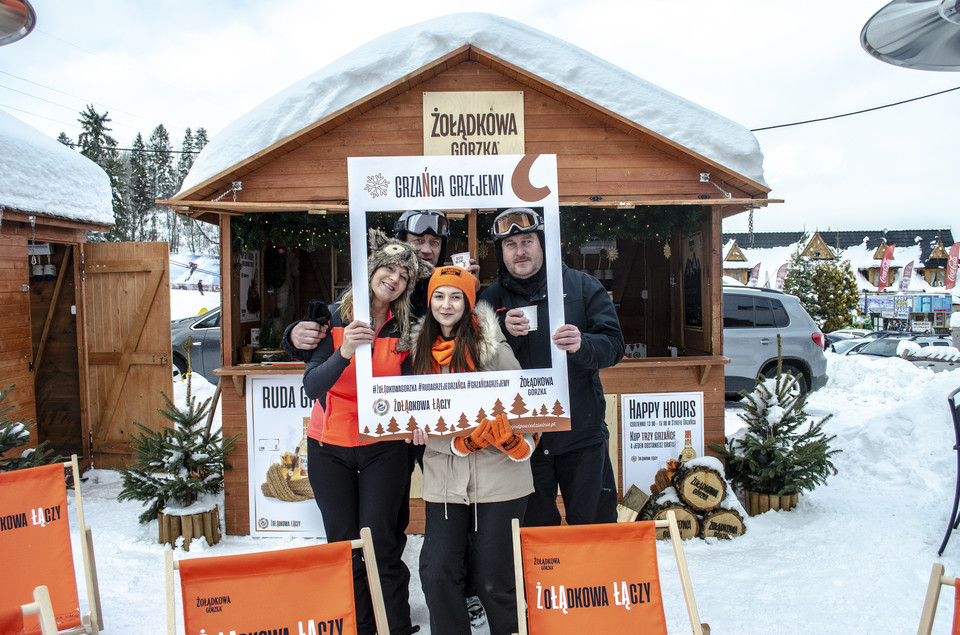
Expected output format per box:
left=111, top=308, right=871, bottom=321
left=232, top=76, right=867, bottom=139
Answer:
left=621, top=392, right=704, bottom=495
left=245, top=375, right=325, bottom=537
left=347, top=154, right=569, bottom=439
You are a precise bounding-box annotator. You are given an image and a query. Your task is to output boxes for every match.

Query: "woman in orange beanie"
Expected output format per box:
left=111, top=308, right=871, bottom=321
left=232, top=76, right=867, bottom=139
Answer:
left=403, top=265, right=535, bottom=635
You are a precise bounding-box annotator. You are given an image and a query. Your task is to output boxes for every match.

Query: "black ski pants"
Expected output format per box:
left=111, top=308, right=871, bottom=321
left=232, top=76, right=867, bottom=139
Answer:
left=419, top=498, right=527, bottom=635
left=308, top=438, right=413, bottom=635
left=523, top=440, right=618, bottom=527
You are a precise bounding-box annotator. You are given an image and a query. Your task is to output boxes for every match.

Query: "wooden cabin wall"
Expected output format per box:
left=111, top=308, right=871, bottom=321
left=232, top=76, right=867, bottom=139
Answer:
left=0, top=231, right=37, bottom=452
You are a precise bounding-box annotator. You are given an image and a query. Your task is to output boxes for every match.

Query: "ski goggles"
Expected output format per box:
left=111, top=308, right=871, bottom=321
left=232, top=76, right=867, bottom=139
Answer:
left=395, top=210, right=450, bottom=237
left=490, top=208, right=543, bottom=240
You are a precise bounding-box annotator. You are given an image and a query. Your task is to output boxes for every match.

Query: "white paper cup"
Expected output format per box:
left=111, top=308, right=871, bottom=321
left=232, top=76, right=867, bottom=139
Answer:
left=517, top=305, right=538, bottom=331
left=451, top=252, right=470, bottom=270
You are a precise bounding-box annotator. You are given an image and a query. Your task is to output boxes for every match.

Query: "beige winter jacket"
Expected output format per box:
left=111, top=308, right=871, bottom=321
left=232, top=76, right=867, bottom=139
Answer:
left=410, top=302, right=535, bottom=505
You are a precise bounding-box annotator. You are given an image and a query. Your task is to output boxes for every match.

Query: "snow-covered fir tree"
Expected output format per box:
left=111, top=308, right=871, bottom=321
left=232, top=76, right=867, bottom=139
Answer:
left=116, top=368, right=239, bottom=524
left=709, top=345, right=840, bottom=497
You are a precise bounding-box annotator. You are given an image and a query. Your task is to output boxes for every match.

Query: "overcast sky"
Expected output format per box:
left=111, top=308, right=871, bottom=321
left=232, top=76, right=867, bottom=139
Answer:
left=2, top=0, right=957, bottom=234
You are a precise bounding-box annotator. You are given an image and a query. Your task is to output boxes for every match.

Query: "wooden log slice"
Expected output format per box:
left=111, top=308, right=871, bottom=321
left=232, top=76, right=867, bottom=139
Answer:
left=673, top=464, right=727, bottom=512
left=700, top=508, right=746, bottom=539
left=653, top=505, right=700, bottom=541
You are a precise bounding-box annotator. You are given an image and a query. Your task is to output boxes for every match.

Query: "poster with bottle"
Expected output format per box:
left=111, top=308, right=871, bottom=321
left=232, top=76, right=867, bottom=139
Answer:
left=239, top=250, right=261, bottom=323
left=246, top=375, right=325, bottom=537
left=620, top=392, right=704, bottom=497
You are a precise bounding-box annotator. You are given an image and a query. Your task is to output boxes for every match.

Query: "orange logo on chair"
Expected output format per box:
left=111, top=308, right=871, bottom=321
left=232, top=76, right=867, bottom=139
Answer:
left=519, top=522, right=668, bottom=634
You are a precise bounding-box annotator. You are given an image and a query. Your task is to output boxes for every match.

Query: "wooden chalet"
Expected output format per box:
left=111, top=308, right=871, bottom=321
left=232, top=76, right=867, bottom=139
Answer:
left=0, top=111, right=172, bottom=470
left=164, top=14, right=775, bottom=535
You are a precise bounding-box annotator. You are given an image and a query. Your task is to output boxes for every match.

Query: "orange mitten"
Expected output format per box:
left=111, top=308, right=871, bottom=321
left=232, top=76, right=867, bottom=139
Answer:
left=453, top=419, right=493, bottom=455
left=487, top=414, right=533, bottom=461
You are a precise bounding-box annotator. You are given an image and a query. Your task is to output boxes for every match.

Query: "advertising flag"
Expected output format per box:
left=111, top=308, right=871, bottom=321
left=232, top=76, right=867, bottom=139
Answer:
left=747, top=263, right=761, bottom=287
left=898, top=260, right=914, bottom=292
left=775, top=263, right=788, bottom=290
left=946, top=242, right=960, bottom=291
left=877, top=244, right=895, bottom=291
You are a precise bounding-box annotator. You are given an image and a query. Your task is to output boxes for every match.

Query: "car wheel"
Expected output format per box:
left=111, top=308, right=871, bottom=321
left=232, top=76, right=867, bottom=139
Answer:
left=759, top=363, right=809, bottom=396
left=172, top=355, right=188, bottom=381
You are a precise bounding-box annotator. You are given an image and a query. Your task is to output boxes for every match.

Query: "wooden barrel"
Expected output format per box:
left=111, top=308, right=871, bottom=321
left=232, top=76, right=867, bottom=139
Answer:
left=158, top=504, right=221, bottom=551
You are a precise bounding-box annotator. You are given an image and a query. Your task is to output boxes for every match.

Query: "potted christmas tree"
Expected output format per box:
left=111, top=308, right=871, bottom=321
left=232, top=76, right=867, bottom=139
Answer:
left=709, top=345, right=839, bottom=516
left=117, top=353, right=238, bottom=550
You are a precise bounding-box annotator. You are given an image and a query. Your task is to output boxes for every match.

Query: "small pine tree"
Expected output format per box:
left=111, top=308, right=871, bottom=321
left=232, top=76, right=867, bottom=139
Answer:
left=709, top=341, right=840, bottom=497
left=117, top=371, right=238, bottom=524
left=0, top=384, right=61, bottom=472
left=810, top=260, right=861, bottom=333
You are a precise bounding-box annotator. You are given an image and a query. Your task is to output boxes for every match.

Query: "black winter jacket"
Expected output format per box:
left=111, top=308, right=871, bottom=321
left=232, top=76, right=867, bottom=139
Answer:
left=479, top=264, right=624, bottom=454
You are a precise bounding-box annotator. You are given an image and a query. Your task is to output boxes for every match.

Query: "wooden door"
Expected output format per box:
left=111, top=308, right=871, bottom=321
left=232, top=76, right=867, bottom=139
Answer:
left=83, top=241, right=172, bottom=468
left=0, top=232, right=38, bottom=449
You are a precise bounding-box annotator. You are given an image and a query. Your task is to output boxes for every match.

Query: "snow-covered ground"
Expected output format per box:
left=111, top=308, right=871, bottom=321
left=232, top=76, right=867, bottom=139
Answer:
left=57, top=289, right=960, bottom=633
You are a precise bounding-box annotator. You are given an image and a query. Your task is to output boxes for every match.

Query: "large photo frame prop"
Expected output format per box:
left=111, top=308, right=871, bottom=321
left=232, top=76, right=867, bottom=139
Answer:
left=347, top=154, right=569, bottom=439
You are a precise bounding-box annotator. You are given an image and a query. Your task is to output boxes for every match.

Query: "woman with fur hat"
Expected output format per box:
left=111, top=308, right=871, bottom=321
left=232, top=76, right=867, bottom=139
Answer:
left=302, top=229, right=431, bottom=635
left=403, top=265, right=535, bottom=635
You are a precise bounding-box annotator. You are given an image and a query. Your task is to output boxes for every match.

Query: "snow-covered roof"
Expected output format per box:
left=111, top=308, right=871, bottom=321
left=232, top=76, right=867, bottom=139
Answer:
left=0, top=109, right=113, bottom=225
left=179, top=12, right=766, bottom=196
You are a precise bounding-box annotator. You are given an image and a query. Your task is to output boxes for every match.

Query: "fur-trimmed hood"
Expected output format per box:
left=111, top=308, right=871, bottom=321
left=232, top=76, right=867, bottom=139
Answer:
left=400, top=301, right=505, bottom=367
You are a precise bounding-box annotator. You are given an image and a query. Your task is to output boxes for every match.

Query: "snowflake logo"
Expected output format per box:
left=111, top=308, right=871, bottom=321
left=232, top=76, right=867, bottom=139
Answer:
left=364, top=173, right=389, bottom=198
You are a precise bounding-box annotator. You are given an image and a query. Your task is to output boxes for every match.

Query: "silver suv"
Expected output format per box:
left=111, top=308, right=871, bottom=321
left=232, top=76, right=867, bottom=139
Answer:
left=722, top=286, right=827, bottom=397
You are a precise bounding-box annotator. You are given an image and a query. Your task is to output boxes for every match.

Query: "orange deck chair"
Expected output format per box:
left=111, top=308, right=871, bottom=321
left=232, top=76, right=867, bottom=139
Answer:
left=165, top=526, right=389, bottom=635
left=918, top=563, right=960, bottom=635
left=512, top=510, right=704, bottom=635
left=0, top=456, right=102, bottom=635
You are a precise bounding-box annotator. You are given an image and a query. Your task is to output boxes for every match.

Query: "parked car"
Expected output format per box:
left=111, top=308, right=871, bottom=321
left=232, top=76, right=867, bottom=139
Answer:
left=844, top=334, right=951, bottom=359
left=828, top=338, right=869, bottom=355
left=722, top=286, right=828, bottom=398
left=828, top=327, right=872, bottom=339
left=171, top=307, right=221, bottom=383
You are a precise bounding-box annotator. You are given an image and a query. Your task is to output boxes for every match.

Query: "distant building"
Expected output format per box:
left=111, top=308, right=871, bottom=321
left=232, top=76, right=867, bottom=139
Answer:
left=722, top=229, right=957, bottom=333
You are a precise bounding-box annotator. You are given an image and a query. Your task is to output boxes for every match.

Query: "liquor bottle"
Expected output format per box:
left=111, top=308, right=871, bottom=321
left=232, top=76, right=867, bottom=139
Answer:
left=679, top=429, right=697, bottom=463
left=292, top=417, right=310, bottom=480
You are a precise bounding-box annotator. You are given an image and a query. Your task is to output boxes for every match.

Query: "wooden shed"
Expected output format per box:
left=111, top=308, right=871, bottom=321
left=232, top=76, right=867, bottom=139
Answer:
left=0, top=110, right=172, bottom=470
left=165, top=13, right=775, bottom=535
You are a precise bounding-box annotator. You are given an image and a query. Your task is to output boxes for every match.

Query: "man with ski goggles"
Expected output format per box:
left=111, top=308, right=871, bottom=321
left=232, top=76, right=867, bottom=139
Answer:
left=479, top=208, right=625, bottom=528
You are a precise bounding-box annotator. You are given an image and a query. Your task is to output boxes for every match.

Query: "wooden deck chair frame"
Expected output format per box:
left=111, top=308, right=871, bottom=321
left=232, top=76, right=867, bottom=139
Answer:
left=65, top=455, right=103, bottom=635
left=918, top=563, right=958, bottom=635
left=20, top=586, right=59, bottom=635
left=164, top=526, right=389, bottom=635
left=512, top=510, right=704, bottom=635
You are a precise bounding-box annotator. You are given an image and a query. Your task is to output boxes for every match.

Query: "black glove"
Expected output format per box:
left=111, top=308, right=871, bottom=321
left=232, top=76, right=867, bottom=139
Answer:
left=305, top=300, right=331, bottom=329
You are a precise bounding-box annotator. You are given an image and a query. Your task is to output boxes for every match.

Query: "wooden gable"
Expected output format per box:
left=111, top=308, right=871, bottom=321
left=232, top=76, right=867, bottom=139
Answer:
left=872, top=240, right=889, bottom=260
left=724, top=241, right=747, bottom=262
left=801, top=232, right=837, bottom=260
left=929, top=240, right=949, bottom=260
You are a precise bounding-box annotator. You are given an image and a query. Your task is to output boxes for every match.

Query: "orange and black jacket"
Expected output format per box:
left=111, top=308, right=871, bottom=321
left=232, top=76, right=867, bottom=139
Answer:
left=301, top=302, right=408, bottom=447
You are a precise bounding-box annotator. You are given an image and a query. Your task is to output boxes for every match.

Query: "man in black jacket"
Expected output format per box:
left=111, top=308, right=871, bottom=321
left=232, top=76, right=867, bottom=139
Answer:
left=479, top=208, right=625, bottom=526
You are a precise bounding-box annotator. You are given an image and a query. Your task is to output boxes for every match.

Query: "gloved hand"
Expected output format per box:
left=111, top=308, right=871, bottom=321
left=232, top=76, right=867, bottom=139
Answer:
left=482, top=414, right=533, bottom=461
left=452, top=418, right=493, bottom=455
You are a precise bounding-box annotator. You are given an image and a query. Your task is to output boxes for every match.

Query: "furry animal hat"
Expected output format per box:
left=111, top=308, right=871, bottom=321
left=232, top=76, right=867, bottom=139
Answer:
left=367, top=227, right=432, bottom=284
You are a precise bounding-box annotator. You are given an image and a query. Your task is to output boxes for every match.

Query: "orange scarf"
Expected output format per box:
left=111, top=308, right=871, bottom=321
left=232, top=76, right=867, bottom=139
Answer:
left=431, top=336, right=476, bottom=373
